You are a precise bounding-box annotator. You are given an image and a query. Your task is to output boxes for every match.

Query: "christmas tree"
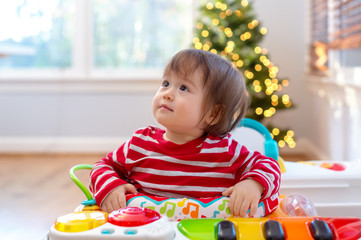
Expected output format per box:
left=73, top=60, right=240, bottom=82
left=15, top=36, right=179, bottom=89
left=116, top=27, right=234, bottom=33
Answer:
left=193, top=0, right=296, bottom=148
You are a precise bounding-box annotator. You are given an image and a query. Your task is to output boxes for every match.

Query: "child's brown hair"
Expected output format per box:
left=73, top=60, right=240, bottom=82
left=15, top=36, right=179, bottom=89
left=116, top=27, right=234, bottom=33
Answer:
left=164, top=49, right=249, bottom=136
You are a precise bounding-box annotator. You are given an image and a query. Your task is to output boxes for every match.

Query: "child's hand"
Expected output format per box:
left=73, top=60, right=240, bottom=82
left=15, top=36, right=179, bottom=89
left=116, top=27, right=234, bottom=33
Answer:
left=100, top=183, right=137, bottom=213
left=222, top=179, right=264, bottom=217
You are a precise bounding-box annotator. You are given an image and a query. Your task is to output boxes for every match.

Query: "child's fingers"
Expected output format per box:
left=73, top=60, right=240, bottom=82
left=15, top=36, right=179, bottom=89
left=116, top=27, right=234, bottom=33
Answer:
left=248, top=200, right=258, bottom=217
left=230, top=194, right=245, bottom=217
left=229, top=195, right=237, bottom=216
left=110, top=200, right=118, bottom=212
left=222, top=187, right=233, bottom=197
left=101, top=202, right=111, bottom=213
left=118, top=184, right=137, bottom=208
left=239, top=199, right=251, bottom=217
left=118, top=192, right=127, bottom=209
left=125, top=184, right=138, bottom=194
left=100, top=203, right=107, bottom=212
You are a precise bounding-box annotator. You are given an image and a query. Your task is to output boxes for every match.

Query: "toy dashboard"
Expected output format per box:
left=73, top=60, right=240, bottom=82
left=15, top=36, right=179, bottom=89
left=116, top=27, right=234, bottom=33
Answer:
left=45, top=164, right=361, bottom=240
left=47, top=206, right=361, bottom=240
left=46, top=118, right=361, bottom=239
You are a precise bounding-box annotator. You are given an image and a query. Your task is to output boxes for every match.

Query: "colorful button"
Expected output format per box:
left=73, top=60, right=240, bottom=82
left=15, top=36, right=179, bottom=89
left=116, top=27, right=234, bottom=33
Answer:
left=320, top=163, right=345, bottom=171
left=228, top=217, right=269, bottom=240
left=108, top=207, right=160, bottom=227
left=177, top=218, right=223, bottom=240
left=54, top=211, right=108, bottom=232
left=125, top=229, right=138, bottom=235
left=101, top=229, right=115, bottom=234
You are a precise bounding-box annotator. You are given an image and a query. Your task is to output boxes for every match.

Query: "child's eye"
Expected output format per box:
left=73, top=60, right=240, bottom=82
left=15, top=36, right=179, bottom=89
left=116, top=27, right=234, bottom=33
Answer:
left=161, top=80, right=169, bottom=87
left=180, top=85, right=189, bottom=92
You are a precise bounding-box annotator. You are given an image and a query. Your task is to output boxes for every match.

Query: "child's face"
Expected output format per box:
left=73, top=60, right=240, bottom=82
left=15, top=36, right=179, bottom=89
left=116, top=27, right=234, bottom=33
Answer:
left=153, top=69, right=212, bottom=140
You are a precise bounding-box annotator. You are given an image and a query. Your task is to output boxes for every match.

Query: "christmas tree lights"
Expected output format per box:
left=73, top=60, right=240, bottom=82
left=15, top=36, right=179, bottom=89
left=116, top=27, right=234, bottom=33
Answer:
left=194, top=0, right=296, bottom=148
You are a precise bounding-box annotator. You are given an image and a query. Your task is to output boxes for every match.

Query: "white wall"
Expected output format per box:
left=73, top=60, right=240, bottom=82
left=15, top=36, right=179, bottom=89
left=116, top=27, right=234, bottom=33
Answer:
left=254, top=0, right=361, bottom=161
left=0, top=88, right=159, bottom=152
left=253, top=1, right=322, bottom=157
left=0, top=1, right=319, bottom=156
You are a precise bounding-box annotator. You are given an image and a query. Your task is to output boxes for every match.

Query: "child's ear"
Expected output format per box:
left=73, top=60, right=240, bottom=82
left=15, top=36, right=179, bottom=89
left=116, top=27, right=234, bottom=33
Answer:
left=205, top=104, right=224, bottom=126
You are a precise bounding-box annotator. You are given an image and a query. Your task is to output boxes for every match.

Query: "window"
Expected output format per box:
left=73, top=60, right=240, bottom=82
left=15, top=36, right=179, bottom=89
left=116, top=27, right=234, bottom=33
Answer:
left=310, top=0, right=329, bottom=73
left=93, top=0, right=192, bottom=69
left=0, top=0, right=193, bottom=76
left=310, top=0, right=361, bottom=76
left=0, top=1, right=75, bottom=68
left=309, top=0, right=361, bottom=162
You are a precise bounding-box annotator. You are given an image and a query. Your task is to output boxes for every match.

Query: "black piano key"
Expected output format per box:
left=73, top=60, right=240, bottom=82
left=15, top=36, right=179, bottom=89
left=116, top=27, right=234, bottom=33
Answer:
left=217, top=220, right=237, bottom=240
left=264, top=220, right=285, bottom=240
left=310, top=220, right=333, bottom=240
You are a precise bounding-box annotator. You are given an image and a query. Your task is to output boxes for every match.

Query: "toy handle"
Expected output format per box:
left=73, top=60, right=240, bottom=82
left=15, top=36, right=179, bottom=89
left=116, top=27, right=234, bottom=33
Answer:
left=239, top=118, right=279, bottom=161
left=69, top=164, right=93, bottom=200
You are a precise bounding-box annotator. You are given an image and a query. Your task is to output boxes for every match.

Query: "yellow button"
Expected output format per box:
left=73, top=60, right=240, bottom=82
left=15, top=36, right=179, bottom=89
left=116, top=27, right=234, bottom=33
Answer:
left=228, top=217, right=268, bottom=240
left=54, top=211, right=108, bottom=232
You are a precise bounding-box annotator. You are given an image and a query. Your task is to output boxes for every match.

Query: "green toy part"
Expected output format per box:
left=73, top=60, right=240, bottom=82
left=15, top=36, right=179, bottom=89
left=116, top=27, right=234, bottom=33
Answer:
left=69, top=164, right=94, bottom=201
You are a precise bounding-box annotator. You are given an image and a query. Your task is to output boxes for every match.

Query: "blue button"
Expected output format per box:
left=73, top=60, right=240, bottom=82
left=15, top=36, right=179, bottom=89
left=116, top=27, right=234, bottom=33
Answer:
left=125, top=229, right=137, bottom=235
left=101, top=229, right=115, bottom=234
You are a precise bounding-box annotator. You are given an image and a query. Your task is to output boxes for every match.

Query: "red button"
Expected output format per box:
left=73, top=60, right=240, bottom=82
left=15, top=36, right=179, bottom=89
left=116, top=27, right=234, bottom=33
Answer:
left=108, top=207, right=161, bottom=227
left=330, top=163, right=345, bottom=171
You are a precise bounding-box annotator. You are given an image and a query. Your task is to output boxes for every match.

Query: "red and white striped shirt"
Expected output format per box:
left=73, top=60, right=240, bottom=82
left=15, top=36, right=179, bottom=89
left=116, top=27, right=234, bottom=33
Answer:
left=90, top=126, right=281, bottom=206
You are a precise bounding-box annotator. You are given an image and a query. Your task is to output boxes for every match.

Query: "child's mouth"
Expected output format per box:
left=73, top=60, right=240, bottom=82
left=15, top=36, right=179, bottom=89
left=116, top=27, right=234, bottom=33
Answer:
left=160, top=104, right=173, bottom=112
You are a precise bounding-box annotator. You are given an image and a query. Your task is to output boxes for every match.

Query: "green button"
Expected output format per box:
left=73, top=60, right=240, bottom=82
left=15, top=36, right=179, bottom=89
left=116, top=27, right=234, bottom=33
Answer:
left=177, top=218, right=223, bottom=240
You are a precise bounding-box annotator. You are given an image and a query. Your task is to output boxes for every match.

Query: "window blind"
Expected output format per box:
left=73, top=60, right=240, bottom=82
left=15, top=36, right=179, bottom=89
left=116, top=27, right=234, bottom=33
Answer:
left=310, top=0, right=361, bottom=72
left=328, top=0, right=361, bottom=49
left=310, top=0, right=329, bottom=72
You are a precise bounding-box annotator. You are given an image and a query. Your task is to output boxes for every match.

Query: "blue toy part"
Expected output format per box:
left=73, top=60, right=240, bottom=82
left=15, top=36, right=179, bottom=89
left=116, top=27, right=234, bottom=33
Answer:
left=82, top=199, right=97, bottom=206
left=238, top=118, right=279, bottom=161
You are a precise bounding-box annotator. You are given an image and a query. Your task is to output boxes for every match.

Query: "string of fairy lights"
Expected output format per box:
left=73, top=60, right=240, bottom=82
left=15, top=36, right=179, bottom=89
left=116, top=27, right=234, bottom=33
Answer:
left=194, top=0, right=296, bottom=149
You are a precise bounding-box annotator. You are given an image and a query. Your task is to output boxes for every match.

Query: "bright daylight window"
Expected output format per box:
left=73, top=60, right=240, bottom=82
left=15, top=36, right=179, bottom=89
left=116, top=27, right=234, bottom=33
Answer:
left=0, top=0, right=192, bottom=75
left=310, top=0, right=361, bottom=79
left=0, top=1, right=75, bottom=68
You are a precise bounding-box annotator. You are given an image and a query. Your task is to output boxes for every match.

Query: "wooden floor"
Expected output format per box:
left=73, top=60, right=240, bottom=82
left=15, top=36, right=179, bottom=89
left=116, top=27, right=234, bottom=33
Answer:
left=0, top=153, right=104, bottom=240
left=0, top=152, right=310, bottom=240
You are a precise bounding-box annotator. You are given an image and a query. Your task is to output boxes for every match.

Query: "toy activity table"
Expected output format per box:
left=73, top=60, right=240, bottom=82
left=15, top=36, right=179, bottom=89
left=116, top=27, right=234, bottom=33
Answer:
left=46, top=119, right=361, bottom=239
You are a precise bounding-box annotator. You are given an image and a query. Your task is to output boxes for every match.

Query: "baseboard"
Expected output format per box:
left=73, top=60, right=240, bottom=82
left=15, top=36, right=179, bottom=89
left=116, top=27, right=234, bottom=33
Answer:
left=279, top=137, right=328, bottom=160
left=0, top=137, right=127, bottom=153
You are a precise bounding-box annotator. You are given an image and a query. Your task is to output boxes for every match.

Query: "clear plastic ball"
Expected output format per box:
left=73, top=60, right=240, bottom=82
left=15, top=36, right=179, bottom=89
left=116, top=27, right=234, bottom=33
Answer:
left=280, top=193, right=318, bottom=217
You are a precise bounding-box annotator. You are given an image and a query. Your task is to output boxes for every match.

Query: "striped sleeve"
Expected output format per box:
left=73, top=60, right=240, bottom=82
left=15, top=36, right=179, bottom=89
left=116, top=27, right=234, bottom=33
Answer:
left=230, top=142, right=281, bottom=200
left=89, top=141, right=130, bottom=206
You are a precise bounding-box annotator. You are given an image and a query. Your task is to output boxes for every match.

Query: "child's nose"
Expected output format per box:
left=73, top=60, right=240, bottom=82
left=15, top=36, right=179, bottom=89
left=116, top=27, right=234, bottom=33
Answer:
left=163, top=89, right=174, bottom=101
